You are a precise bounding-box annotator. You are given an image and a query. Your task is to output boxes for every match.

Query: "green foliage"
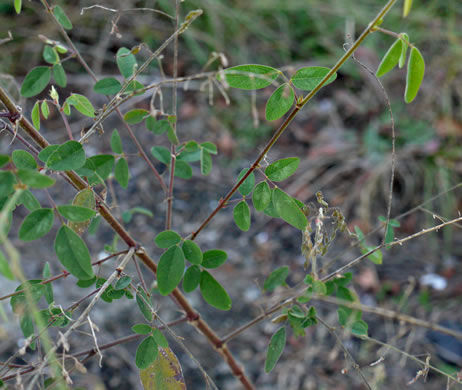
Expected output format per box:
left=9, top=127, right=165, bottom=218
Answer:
left=17, top=169, right=55, bottom=188
left=124, top=109, right=149, bottom=124
left=220, top=64, right=279, bottom=90
left=52, top=63, right=67, bottom=87
left=21, top=67, right=51, bottom=97
left=19, top=208, right=54, bottom=241
left=66, top=94, right=95, bottom=117
left=237, top=168, right=255, bottom=196
left=265, top=326, right=286, bottom=373
left=54, top=226, right=94, bottom=280
left=117, top=47, right=138, bottom=79
left=252, top=181, right=271, bottom=211
left=272, top=188, right=307, bottom=230
left=12, top=150, right=37, bottom=170
left=132, top=324, right=153, bottom=335
left=183, top=265, right=201, bottom=292
left=136, top=287, right=153, bottom=321
left=201, top=249, right=227, bottom=269
left=405, top=47, right=425, bottom=103
left=56, top=205, right=96, bottom=222
left=155, top=230, right=182, bottom=248
left=94, top=78, right=122, bottom=95
left=291, top=67, right=336, bottom=91
left=0, top=248, right=14, bottom=280
left=157, top=246, right=185, bottom=295
left=136, top=336, right=158, bottom=369
left=265, top=83, right=295, bottom=121
left=46, top=140, right=86, bottom=171
left=233, top=200, right=251, bottom=231
left=263, top=266, right=289, bottom=292
left=265, top=157, right=299, bottom=182
left=53, top=5, right=73, bottom=30
left=115, top=158, right=130, bottom=188
left=110, top=129, right=123, bottom=154
left=182, top=240, right=202, bottom=265
left=376, top=39, right=402, bottom=77
left=199, top=270, right=231, bottom=310
left=151, top=146, right=171, bottom=165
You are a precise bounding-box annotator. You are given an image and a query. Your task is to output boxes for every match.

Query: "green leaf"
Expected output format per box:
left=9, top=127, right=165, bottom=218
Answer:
left=183, top=265, right=201, bottom=292
left=68, top=188, right=96, bottom=235
left=0, top=248, right=14, bottom=280
left=265, top=83, right=295, bottom=121
left=117, top=47, right=137, bottom=79
left=20, top=314, right=35, bottom=348
left=312, top=280, right=327, bottom=295
left=0, top=172, right=15, bottom=197
left=125, top=80, right=144, bottom=95
left=124, top=109, right=149, bottom=124
left=200, top=142, right=217, bottom=155
left=233, top=200, right=251, bottom=231
left=42, top=262, right=54, bottom=304
left=399, top=33, right=409, bottom=69
left=93, top=78, right=122, bottom=95
left=220, top=64, right=279, bottom=90
left=20, top=66, right=51, bottom=97
left=53, top=5, right=73, bottom=30
left=174, top=160, right=192, bottom=179
left=265, top=157, right=299, bottom=182
left=157, top=246, right=185, bottom=295
left=291, top=66, right=337, bottom=91
left=182, top=240, right=202, bottom=265
left=43, top=45, right=59, bottom=64
left=202, top=249, right=227, bottom=269
left=76, top=276, right=96, bottom=288
left=263, top=191, right=280, bottom=218
left=31, top=101, right=40, bottom=130
left=200, top=270, right=231, bottom=310
left=10, top=280, right=44, bottom=314
left=57, top=205, right=96, bottom=222
left=272, top=188, right=307, bottom=230
left=167, top=126, right=179, bottom=145
left=19, top=208, right=54, bottom=241
left=376, top=39, right=402, bottom=77
left=263, top=266, right=289, bottom=292
left=41, top=100, right=49, bottom=119
left=237, top=168, right=255, bottom=196
left=17, top=190, right=41, bottom=211
left=405, top=47, right=425, bottom=103
left=17, top=169, right=55, bottom=188
left=155, top=230, right=181, bottom=248
left=115, top=158, right=130, bottom=188
left=351, top=320, right=368, bottom=336
left=403, top=0, right=413, bottom=17
left=87, top=154, right=115, bottom=180
left=151, top=146, right=171, bottom=165
left=52, top=63, right=67, bottom=87
left=200, top=149, right=212, bottom=176
left=132, top=324, right=152, bottom=335
left=0, top=154, right=9, bottom=168
left=14, top=0, right=21, bottom=14
left=252, top=181, right=271, bottom=211
left=38, top=145, right=59, bottom=163
left=66, top=94, right=95, bottom=117
left=136, top=336, right=158, bottom=369
left=12, top=150, right=37, bottom=170
left=136, top=287, right=153, bottom=321
left=115, top=275, right=131, bottom=290
left=46, top=140, right=86, bottom=171
left=110, top=129, right=123, bottom=154
left=148, top=119, right=171, bottom=135
left=152, top=329, right=168, bottom=348
left=363, top=246, right=383, bottom=265
left=54, top=225, right=94, bottom=280
left=265, top=326, right=286, bottom=373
